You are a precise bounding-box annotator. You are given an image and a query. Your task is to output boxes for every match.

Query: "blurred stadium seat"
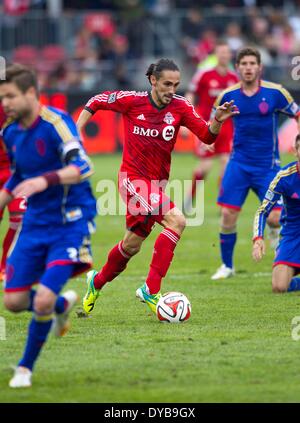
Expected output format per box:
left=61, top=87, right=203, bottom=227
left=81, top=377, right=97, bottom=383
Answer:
left=12, top=45, right=38, bottom=67
left=39, top=44, right=66, bottom=72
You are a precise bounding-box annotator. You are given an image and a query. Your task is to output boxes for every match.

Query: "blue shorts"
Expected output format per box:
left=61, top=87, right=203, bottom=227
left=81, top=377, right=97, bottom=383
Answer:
left=274, top=233, right=300, bottom=275
left=5, top=220, right=93, bottom=293
left=218, top=160, right=281, bottom=210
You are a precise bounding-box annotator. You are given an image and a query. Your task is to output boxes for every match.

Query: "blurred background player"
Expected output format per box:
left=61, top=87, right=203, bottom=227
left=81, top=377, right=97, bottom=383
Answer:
left=253, top=134, right=300, bottom=293
left=211, top=46, right=300, bottom=280
left=0, top=64, right=96, bottom=388
left=0, top=104, right=26, bottom=281
left=77, top=58, right=238, bottom=316
left=183, top=40, right=238, bottom=212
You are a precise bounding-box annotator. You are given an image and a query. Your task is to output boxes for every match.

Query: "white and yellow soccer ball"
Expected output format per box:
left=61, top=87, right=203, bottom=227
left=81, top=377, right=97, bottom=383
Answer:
left=156, top=292, right=191, bottom=323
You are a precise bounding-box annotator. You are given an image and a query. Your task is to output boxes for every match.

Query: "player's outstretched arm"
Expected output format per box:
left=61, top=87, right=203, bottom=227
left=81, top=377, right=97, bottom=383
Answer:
left=215, top=100, right=239, bottom=122
left=76, top=109, right=93, bottom=134
left=209, top=100, right=239, bottom=134
left=12, top=165, right=81, bottom=199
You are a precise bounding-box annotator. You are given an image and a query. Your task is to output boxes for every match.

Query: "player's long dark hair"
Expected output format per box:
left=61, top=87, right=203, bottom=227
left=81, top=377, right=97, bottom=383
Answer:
left=146, top=59, right=179, bottom=84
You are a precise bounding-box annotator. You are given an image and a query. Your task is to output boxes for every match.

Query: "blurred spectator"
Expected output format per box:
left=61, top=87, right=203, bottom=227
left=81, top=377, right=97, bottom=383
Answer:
left=114, top=0, right=146, bottom=58
left=110, top=34, right=130, bottom=89
left=185, top=28, right=217, bottom=64
left=224, top=22, right=245, bottom=54
left=181, top=7, right=204, bottom=55
left=72, top=26, right=98, bottom=62
left=273, top=21, right=299, bottom=62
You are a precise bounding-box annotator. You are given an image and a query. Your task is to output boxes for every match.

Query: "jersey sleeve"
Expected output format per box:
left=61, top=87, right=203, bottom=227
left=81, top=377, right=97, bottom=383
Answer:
left=275, top=86, right=300, bottom=117
left=180, top=99, right=217, bottom=144
left=52, top=112, right=94, bottom=180
left=253, top=172, right=284, bottom=240
left=84, top=90, right=136, bottom=114
left=4, top=169, right=23, bottom=193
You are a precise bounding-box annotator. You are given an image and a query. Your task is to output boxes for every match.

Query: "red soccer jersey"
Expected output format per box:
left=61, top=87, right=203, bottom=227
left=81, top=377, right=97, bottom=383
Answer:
left=0, top=104, right=10, bottom=175
left=85, top=91, right=217, bottom=181
left=189, top=67, right=238, bottom=121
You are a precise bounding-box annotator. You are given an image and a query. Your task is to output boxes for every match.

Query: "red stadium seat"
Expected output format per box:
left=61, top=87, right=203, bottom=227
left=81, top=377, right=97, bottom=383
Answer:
left=12, top=45, right=38, bottom=67
left=38, top=44, right=66, bottom=73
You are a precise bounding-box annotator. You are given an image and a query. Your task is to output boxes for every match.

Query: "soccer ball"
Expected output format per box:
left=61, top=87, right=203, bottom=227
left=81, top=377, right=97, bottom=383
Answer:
left=156, top=292, right=191, bottom=323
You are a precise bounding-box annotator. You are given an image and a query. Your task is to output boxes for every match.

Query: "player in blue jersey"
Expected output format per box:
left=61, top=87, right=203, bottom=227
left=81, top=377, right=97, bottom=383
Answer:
left=211, top=46, right=300, bottom=280
left=0, top=64, right=97, bottom=388
left=252, top=134, right=300, bottom=293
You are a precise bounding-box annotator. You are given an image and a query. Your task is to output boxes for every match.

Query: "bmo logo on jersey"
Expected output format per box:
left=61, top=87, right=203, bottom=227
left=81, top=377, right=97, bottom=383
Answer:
left=162, top=125, right=175, bottom=141
left=132, top=125, right=175, bottom=142
left=133, top=126, right=159, bottom=137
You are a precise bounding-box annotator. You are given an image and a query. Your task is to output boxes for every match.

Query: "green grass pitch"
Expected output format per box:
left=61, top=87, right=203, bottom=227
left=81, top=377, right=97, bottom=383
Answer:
left=1, top=152, right=300, bottom=403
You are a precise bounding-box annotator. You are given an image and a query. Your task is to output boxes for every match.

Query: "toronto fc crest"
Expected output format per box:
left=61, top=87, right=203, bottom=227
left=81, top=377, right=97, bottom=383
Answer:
left=163, top=112, right=175, bottom=125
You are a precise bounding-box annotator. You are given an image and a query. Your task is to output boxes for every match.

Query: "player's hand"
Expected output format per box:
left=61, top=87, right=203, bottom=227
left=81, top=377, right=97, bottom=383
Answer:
left=215, top=100, right=240, bottom=123
left=205, top=144, right=215, bottom=153
left=13, top=177, right=48, bottom=198
left=252, top=238, right=265, bottom=262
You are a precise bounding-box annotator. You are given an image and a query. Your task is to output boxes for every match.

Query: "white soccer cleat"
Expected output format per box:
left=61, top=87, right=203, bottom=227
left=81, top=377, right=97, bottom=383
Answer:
left=9, top=366, right=32, bottom=388
left=52, top=290, right=79, bottom=337
left=211, top=264, right=235, bottom=280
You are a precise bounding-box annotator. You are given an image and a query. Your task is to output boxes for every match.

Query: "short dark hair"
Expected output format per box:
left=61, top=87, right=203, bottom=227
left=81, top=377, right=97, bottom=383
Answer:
left=145, top=59, right=179, bottom=84
left=295, top=134, right=300, bottom=145
left=236, top=46, right=261, bottom=65
left=215, top=39, right=229, bottom=48
left=0, top=63, right=38, bottom=94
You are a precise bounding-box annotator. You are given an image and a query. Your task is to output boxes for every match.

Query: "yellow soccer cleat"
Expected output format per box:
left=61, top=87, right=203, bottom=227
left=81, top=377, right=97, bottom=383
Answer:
left=82, top=270, right=100, bottom=314
left=136, top=283, right=162, bottom=314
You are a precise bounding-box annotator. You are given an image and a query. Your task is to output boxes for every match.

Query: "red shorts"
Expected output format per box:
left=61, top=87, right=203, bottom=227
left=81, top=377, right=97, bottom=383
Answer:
left=0, top=171, right=27, bottom=219
left=118, top=173, right=175, bottom=238
left=195, top=119, right=233, bottom=159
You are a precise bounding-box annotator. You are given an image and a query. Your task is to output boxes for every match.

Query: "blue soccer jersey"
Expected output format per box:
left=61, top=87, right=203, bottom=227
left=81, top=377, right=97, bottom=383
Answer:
left=2, top=106, right=96, bottom=226
left=253, top=162, right=300, bottom=239
left=214, top=81, right=300, bottom=169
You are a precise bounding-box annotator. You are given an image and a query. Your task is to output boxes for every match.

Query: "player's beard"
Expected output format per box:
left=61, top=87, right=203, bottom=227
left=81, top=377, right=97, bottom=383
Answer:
left=14, top=106, right=32, bottom=122
left=154, top=88, right=172, bottom=106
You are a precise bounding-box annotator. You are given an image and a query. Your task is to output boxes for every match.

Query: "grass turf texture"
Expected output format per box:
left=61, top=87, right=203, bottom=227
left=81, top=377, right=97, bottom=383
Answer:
left=1, top=152, right=300, bottom=403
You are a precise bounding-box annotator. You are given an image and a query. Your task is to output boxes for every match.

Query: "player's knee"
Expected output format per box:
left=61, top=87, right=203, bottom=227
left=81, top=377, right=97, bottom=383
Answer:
left=166, top=213, right=186, bottom=234
left=272, top=278, right=287, bottom=294
left=3, top=294, right=24, bottom=312
left=33, top=294, right=55, bottom=315
left=221, top=207, right=238, bottom=229
left=172, top=214, right=186, bottom=234
left=122, top=240, right=141, bottom=256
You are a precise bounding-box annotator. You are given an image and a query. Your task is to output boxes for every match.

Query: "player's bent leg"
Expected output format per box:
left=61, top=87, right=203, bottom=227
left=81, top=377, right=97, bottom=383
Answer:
left=184, top=159, right=213, bottom=214
left=3, top=291, right=31, bottom=313
left=40, top=264, right=78, bottom=337
left=1, top=213, right=23, bottom=279
left=211, top=207, right=239, bottom=280
left=137, top=208, right=185, bottom=314
left=272, top=264, right=295, bottom=293
left=161, top=206, right=186, bottom=236
left=83, top=231, right=145, bottom=314
left=9, top=285, right=56, bottom=388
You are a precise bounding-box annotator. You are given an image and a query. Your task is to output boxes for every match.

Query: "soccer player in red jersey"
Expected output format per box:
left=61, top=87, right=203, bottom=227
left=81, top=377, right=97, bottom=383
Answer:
left=0, top=104, right=26, bottom=281
left=77, top=58, right=238, bottom=315
left=184, top=40, right=238, bottom=212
